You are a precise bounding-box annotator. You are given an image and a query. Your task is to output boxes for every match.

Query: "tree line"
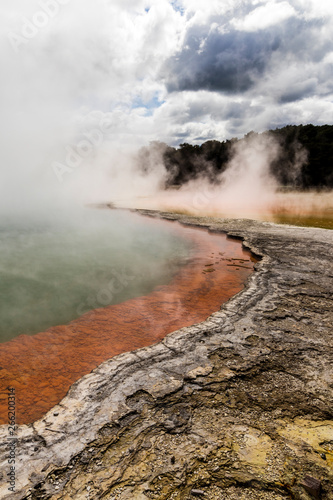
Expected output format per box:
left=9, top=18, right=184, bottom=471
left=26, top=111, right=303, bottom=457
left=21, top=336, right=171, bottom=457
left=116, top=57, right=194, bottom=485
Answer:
left=137, top=124, right=333, bottom=189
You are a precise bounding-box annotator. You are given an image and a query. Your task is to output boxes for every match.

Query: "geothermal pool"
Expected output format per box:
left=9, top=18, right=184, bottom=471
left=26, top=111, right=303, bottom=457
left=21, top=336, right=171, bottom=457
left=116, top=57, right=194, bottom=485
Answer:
left=0, top=209, right=256, bottom=424
left=0, top=208, right=193, bottom=343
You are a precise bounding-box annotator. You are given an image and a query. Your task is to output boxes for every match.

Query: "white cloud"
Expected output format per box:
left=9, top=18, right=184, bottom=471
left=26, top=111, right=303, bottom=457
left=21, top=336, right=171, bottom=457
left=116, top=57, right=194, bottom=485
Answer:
left=231, top=1, right=296, bottom=31
left=292, top=0, right=333, bottom=19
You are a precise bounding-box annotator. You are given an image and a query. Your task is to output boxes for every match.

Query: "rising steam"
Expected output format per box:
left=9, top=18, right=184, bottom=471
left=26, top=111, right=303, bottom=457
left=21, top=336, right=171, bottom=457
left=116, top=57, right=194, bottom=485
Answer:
left=118, top=132, right=331, bottom=221
left=0, top=1, right=332, bottom=224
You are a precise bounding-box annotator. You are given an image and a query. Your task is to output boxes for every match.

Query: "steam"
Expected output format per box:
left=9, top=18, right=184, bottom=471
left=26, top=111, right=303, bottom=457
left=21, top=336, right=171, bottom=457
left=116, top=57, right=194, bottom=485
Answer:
left=0, top=2, right=332, bottom=225
left=124, top=133, right=333, bottom=221
left=213, top=133, right=280, bottom=213
left=0, top=1, right=178, bottom=220
left=123, top=133, right=288, bottom=216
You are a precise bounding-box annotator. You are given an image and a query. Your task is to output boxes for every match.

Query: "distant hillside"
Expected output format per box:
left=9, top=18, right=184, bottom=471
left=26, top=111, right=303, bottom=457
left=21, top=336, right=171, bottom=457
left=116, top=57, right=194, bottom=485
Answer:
left=137, top=124, right=333, bottom=189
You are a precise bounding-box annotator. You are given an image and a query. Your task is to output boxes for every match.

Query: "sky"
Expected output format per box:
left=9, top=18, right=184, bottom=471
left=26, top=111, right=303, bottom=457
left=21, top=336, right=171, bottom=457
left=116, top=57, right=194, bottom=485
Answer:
left=0, top=0, right=333, bottom=211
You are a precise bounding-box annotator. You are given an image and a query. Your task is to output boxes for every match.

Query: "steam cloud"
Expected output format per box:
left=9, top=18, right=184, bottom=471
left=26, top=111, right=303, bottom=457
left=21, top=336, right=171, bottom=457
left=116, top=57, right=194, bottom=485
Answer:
left=0, top=0, right=179, bottom=219
left=127, top=134, right=333, bottom=221
left=0, top=1, right=332, bottom=223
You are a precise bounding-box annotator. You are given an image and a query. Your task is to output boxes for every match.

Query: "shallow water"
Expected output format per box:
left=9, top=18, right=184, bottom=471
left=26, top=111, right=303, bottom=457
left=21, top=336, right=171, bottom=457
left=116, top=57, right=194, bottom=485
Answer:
left=0, top=208, right=192, bottom=342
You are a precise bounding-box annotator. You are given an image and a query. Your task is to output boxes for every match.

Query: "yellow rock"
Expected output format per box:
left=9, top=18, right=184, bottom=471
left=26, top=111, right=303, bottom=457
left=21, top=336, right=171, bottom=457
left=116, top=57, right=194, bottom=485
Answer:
left=277, top=418, right=333, bottom=468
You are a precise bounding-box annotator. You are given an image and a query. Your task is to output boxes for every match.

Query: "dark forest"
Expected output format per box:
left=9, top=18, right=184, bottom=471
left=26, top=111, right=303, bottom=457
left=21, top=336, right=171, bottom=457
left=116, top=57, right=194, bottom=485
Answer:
left=137, top=124, right=333, bottom=189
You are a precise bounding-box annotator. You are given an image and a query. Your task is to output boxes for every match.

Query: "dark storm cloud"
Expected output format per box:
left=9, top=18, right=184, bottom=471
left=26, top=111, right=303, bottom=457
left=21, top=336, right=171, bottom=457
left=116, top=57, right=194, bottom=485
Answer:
left=165, top=28, right=281, bottom=93
left=163, top=15, right=331, bottom=99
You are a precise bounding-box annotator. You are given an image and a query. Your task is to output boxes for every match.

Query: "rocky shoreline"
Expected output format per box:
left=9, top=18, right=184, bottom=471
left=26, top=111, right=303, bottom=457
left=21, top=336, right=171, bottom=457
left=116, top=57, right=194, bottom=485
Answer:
left=0, top=211, right=332, bottom=500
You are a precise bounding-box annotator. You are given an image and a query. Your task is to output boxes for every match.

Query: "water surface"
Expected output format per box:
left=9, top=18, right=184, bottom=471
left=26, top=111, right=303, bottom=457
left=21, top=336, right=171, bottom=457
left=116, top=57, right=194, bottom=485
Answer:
left=0, top=208, right=192, bottom=342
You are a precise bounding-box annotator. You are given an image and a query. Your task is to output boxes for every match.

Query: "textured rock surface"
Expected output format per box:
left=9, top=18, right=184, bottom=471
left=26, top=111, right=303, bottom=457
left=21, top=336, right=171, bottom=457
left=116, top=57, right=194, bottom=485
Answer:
left=0, top=211, right=332, bottom=500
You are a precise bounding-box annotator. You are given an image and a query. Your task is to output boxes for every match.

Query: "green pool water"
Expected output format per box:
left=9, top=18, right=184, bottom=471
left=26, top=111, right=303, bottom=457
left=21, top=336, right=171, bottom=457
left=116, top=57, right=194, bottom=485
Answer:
left=0, top=208, right=193, bottom=343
